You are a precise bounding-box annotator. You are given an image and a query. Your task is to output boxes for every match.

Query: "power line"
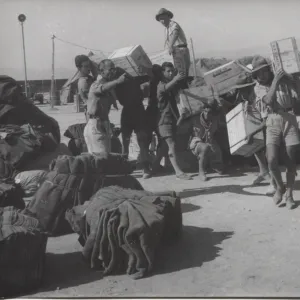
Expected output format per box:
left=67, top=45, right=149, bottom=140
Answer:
left=54, top=35, right=166, bottom=57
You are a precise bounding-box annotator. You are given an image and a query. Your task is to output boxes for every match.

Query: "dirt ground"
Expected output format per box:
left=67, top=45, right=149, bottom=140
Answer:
left=28, top=104, right=300, bottom=297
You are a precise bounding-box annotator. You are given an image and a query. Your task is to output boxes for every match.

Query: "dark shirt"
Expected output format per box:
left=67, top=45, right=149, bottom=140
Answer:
left=157, top=80, right=180, bottom=126
left=114, top=67, right=149, bottom=110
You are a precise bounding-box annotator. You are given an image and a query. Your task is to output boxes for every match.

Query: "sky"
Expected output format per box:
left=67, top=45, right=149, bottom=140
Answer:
left=1, top=0, right=300, bottom=80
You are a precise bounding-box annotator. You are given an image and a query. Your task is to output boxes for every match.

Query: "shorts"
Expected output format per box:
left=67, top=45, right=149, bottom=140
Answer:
left=266, top=112, right=300, bottom=147
left=190, top=137, right=223, bottom=168
left=121, top=108, right=146, bottom=137
left=83, top=118, right=111, bottom=155
left=158, top=124, right=177, bottom=139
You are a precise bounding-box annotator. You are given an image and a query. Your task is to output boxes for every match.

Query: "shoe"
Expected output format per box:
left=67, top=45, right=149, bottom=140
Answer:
left=286, top=196, right=297, bottom=210
left=252, top=173, right=270, bottom=185
left=176, top=173, right=192, bottom=180
left=273, top=187, right=286, bottom=205
left=266, top=184, right=276, bottom=196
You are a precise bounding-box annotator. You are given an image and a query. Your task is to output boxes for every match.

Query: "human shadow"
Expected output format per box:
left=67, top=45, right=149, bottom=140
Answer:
left=181, top=203, right=201, bottom=213
left=28, top=251, right=102, bottom=294
left=180, top=183, right=269, bottom=199
left=154, top=226, right=234, bottom=275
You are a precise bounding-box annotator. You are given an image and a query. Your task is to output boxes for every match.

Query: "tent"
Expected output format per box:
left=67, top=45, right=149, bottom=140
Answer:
left=60, top=52, right=107, bottom=105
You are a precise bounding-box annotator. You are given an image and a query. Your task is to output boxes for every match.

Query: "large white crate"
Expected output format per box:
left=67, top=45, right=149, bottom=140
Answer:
left=109, top=45, right=152, bottom=77
left=226, top=102, right=264, bottom=157
left=204, top=61, right=251, bottom=95
left=270, top=37, right=300, bottom=74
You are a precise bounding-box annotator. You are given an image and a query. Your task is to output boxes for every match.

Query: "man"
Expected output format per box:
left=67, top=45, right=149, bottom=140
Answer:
left=155, top=8, right=191, bottom=85
left=154, top=61, right=192, bottom=180
left=84, top=59, right=127, bottom=155
left=75, top=55, right=94, bottom=121
left=250, top=55, right=300, bottom=209
left=112, top=67, right=152, bottom=179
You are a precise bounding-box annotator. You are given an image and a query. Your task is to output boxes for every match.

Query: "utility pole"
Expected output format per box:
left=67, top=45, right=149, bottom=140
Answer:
left=190, top=38, right=197, bottom=78
left=18, top=14, right=28, bottom=97
left=50, top=34, right=57, bottom=108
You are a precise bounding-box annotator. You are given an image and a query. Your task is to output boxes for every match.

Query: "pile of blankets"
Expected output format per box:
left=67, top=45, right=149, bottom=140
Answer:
left=64, top=123, right=122, bottom=156
left=24, top=153, right=143, bottom=235
left=0, top=206, right=47, bottom=297
left=66, top=186, right=182, bottom=279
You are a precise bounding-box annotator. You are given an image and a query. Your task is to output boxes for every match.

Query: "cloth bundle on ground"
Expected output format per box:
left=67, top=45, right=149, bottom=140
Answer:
left=0, top=124, right=58, bottom=179
left=0, top=206, right=47, bottom=297
left=64, top=123, right=122, bottom=156
left=65, top=186, right=182, bottom=279
left=24, top=153, right=143, bottom=235
left=14, top=170, right=47, bottom=206
left=0, top=180, right=25, bottom=209
left=0, top=76, right=60, bottom=144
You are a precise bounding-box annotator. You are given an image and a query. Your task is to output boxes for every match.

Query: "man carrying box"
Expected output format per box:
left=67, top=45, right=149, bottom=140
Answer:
left=248, top=55, right=300, bottom=209
left=155, top=8, right=190, bottom=86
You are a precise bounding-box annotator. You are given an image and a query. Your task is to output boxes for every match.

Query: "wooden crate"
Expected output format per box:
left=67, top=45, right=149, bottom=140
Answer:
left=179, top=86, right=217, bottom=115
left=226, top=102, right=264, bottom=157
left=270, top=37, right=300, bottom=74
left=204, top=61, right=251, bottom=95
left=109, top=45, right=153, bottom=77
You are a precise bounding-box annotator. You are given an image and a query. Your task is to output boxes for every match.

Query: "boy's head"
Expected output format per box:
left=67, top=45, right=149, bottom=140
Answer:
left=202, top=99, right=216, bottom=121
left=98, top=59, right=116, bottom=81
left=75, top=55, right=91, bottom=76
left=161, top=62, right=175, bottom=81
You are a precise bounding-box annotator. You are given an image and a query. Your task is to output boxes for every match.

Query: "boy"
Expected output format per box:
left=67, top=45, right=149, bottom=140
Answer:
left=155, top=62, right=192, bottom=180
left=186, top=100, right=223, bottom=181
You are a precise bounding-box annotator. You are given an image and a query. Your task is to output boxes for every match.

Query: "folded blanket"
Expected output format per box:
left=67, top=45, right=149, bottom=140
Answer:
left=65, top=186, right=182, bottom=279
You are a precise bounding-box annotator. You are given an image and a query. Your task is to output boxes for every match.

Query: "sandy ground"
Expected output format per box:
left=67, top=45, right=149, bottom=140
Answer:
left=27, top=104, right=300, bottom=297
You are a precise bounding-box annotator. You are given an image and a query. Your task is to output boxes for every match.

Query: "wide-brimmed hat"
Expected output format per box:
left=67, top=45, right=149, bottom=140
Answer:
left=251, top=55, right=270, bottom=74
left=228, top=73, right=256, bottom=91
left=155, top=8, right=174, bottom=21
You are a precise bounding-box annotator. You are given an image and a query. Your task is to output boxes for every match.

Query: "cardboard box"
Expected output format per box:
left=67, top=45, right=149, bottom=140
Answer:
left=226, top=102, right=264, bottom=157
left=179, top=86, right=216, bottom=115
left=150, top=50, right=173, bottom=66
left=270, top=37, right=300, bottom=74
left=109, top=45, right=153, bottom=77
left=204, top=61, right=251, bottom=95
left=150, top=49, right=189, bottom=74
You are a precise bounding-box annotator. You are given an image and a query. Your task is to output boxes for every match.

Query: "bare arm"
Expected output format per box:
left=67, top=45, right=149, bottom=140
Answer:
left=263, top=70, right=286, bottom=105
left=93, top=74, right=128, bottom=94
left=78, top=78, right=91, bottom=105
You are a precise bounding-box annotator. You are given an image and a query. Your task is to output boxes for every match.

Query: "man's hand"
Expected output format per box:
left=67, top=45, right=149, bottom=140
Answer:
left=116, top=73, right=129, bottom=84
left=168, top=46, right=174, bottom=55
left=274, top=69, right=287, bottom=86
left=245, top=134, right=254, bottom=145
left=174, top=72, right=186, bottom=82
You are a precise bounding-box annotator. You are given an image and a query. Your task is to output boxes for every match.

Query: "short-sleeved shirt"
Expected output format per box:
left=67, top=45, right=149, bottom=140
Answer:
left=190, top=113, right=219, bottom=146
left=87, top=78, right=116, bottom=121
left=254, top=81, right=297, bottom=116
left=157, top=81, right=180, bottom=126
left=165, top=20, right=187, bottom=48
left=77, top=75, right=94, bottom=105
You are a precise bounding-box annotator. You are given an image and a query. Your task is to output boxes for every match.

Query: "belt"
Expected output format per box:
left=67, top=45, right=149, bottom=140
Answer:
left=88, top=115, right=100, bottom=120
left=175, top=44, right=187, bottom=48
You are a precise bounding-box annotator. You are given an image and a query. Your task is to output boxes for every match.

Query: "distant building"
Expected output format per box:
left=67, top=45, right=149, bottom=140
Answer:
left=16, top=79, right=67, bottom=97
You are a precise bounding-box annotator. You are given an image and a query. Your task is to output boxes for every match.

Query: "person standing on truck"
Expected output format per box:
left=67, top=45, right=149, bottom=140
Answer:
left=248, top=56, right=300, bottom=209
left=155, top=8, right=191, bottom=88
left=84, top=59, right=128, bottom=155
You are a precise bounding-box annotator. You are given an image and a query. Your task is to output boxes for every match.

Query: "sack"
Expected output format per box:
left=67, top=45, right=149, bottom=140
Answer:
left=0, top=182, right=25, bottom=209
left=0, top=206, right=47, bottom=297
left=15, top=170, right=47, bottom=198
